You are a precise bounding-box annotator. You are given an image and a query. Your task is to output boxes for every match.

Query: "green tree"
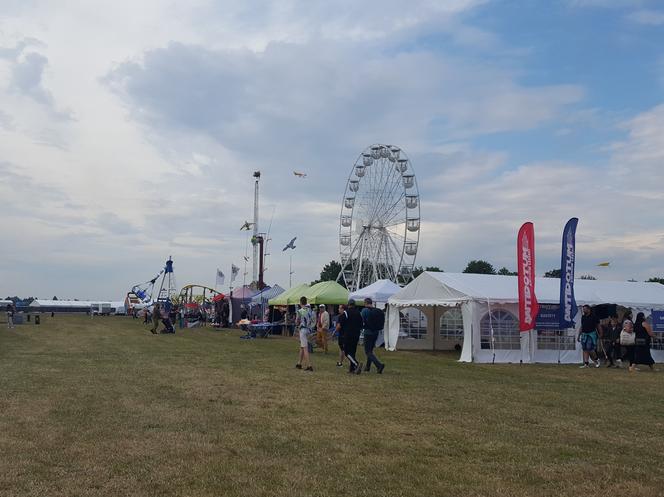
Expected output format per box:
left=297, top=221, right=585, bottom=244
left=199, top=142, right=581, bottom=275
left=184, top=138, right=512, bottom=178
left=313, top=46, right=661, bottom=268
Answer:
left=497, top=267, right=517, bottom=276
left=647, top=277, right=664, bottom=285
left=412, top=266, right=443, bottom=278
left=543, top=269, right=561, bottom=278
left=463, top=260, right=496, bottom=275
left=313, top=260, right=345, bottom=287
left=52, top=295, right=58, bottom=300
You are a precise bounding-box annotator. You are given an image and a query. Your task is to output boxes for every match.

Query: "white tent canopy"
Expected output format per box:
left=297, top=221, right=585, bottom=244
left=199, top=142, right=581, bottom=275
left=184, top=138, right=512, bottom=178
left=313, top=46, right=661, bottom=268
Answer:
left=349, top=279, right=401, bottom=307
left=30, top=300, right=98, bottom=308
left=29, top=300, right=125, bottom=313
left=387, top=272, right=664, bottom=364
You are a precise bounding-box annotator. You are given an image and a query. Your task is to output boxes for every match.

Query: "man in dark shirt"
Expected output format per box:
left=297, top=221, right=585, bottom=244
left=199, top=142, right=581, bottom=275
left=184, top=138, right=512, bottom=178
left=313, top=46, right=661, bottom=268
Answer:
left=601, top=315, right=621, bottom=367
left=335, top=304, right=347, bottom=367
left=337, top=299, right=363, bottom=374
left=577, top=304, right=601, bottom=368
left=360, top=298, right=385, bottom=374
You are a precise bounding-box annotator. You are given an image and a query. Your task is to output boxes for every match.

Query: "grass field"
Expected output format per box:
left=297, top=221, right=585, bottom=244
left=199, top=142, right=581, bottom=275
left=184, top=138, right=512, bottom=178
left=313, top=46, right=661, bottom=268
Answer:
left=1, top=315, right=663, bottom=497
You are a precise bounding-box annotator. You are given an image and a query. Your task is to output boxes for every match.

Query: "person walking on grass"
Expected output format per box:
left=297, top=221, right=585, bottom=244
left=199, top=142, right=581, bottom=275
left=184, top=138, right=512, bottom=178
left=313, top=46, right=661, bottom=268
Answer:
left=6, top=304, right=14, bottom=329
left=316, top=304, right=330, bottom=353
left=578, top=304, right=601, bottom=368
left=338, top=299, right=363, bottom=374
left=150, top=303, right=161, bottom=334
left=602, top=315, right=622, bottom=367
left=295, top=296, right=314, bottom=372
left=335, top=304, right=347, bottom=367
left=620, top=319, right=636, bottom=371
left=360, top=297, right=386, bottom=374
left=633, top=312, right=656, bottom=371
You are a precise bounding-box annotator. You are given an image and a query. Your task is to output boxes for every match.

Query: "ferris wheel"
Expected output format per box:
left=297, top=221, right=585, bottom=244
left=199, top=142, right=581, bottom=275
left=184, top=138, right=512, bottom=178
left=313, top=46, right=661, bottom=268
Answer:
left=337, top=144, right=420, bottom=292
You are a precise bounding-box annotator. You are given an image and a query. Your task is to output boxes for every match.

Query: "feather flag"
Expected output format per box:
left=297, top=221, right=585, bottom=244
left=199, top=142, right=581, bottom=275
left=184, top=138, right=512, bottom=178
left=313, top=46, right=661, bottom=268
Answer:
left=559, top=218, right=579, bottom=329
left=231, top=264, right=240, bottom=283
left=517, top=222, right=539, bottom=332
left=215, top=269, right=225, bottom=287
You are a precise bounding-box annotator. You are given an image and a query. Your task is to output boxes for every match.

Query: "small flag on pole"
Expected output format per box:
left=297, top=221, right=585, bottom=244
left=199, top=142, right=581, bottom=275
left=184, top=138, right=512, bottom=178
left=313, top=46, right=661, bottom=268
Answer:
left=216, top=268, right=225, bottom=286
left=231, top=264, right=240, bottom=282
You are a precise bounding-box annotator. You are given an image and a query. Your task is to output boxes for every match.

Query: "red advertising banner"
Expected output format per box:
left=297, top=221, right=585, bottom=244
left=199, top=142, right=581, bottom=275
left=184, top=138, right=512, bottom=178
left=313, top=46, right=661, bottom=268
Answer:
left=518, top=222, right=539, bottom=332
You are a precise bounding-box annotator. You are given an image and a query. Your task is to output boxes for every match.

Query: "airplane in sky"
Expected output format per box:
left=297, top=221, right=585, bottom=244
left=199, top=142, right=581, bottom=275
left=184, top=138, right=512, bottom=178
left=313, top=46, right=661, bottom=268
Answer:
left=293, top=171, right=307, bottom=178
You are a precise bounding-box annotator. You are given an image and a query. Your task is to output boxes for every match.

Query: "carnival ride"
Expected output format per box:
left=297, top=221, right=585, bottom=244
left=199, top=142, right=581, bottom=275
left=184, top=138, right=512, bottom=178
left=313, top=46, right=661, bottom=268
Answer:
left=178, top=284, right=226, bottom=327
left=337, top=144, right=421, bottom=292
left=129, top=256, right=178, bottom=305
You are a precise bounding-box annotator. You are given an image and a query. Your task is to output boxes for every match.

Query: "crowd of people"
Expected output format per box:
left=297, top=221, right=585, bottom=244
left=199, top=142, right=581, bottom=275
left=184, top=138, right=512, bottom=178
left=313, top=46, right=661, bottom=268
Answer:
left=293, top=296, right=386, bottom=374
left=578, top=304, right=656, bottom=371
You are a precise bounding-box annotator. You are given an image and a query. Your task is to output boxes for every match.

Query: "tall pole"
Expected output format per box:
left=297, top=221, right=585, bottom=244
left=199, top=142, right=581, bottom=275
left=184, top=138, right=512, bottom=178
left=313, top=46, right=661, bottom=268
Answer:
left=258, top=235, right=265, bottom=290
left=289, top=253, right=293, bottom=288
left=252, top=171, right=260, bottom=285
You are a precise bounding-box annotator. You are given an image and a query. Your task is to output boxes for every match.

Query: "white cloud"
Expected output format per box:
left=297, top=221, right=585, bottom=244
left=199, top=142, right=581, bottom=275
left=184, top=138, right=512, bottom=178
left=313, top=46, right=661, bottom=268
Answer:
left=627, top=9, right=664, bottom=24
left=0, top=0, right=662, bottom=299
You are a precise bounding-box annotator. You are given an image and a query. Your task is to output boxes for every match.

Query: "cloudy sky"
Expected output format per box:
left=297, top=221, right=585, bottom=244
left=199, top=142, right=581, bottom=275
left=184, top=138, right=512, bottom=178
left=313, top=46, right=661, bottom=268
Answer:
left=1, top=0, right=663, bottom=299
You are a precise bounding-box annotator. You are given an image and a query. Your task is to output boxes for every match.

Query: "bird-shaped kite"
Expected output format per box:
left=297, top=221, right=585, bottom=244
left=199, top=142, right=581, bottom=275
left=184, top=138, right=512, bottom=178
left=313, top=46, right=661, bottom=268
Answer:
left=240, top=221, right=255, bottom=231
left=282, top=237, right=297, bottom=251
left=293, top=171, right=307, bottom=178
left=243, top=256, right=250, bottom=262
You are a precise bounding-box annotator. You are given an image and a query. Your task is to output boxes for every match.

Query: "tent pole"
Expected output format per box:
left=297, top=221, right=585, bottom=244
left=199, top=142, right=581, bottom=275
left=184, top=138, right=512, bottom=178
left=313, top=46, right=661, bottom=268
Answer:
left=487, top=298, right=495, bottom=365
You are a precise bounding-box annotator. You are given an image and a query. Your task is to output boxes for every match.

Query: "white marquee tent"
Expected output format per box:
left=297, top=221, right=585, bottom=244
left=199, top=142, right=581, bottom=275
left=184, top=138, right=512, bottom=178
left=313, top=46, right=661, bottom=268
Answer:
left=387, top=272, right=664, bottom=364
left=29, top=300, right=125, bottom=314
left=349, top=279, right=401, bottom=308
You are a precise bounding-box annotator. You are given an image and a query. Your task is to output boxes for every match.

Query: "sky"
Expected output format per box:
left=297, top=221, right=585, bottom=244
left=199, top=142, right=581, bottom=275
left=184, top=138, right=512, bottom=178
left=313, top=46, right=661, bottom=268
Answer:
left=1, top=0, right=663, bottom=300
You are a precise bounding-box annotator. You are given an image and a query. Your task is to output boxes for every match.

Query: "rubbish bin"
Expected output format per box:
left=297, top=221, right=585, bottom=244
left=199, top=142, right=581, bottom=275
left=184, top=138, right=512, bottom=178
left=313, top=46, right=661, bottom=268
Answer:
left=35, top=315, right=40, bottom=325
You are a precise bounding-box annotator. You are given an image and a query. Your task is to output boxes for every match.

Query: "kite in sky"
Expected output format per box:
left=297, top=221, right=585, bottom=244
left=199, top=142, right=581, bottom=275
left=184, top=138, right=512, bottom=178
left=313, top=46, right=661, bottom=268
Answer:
left=282, top=237, right=297, bottom=251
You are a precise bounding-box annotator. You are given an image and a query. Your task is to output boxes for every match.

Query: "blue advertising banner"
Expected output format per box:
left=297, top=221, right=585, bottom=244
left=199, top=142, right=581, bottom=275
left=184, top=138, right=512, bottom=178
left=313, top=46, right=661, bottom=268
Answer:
left=537, top=304, right=560, bottom=331
left=559, top=218, right=579, bottom=329
left=652, top=310, right=664, bottom=332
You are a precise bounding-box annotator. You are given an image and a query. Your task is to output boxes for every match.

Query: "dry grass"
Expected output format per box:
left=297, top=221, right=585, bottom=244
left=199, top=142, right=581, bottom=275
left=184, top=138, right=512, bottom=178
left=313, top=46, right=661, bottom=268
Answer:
left=1, top=314, right=663, bottom=497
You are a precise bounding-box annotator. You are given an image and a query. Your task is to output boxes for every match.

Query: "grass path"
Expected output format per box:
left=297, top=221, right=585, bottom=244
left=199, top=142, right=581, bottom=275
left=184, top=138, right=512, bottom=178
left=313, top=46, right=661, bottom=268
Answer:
left=1, top=315, right=663, bottom=496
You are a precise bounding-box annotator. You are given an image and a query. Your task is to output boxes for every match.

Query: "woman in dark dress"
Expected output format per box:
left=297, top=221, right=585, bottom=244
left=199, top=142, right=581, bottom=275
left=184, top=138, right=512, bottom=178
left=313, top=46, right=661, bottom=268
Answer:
left=633, top=312, right=655, bottom=370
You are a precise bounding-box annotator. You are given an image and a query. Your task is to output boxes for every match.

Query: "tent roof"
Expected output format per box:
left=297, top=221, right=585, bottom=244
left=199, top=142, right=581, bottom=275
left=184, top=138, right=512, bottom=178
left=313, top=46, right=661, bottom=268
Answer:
left=302, top=281, right=349, bottom=305
left=230, top=286, right=259, bottom=299
left=29, top=300, right=111, bottom=307
left=388, top=272, right=664, bottom=309
left=268, top=283, right=310, bottom=306
left=251, top=284, right=286, bottom=304
left=349, top=279, right=401, bottom=303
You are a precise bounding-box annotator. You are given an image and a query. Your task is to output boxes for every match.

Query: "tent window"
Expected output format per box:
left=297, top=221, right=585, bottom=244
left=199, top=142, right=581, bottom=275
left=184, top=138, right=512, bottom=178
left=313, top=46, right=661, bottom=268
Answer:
left=536, top=330, right=576, bottom=350
left=439, top=308, right=464, bottom=342
left=480, top=309, right=519, bottom=350
left=399, top=307, right=427, bottom=340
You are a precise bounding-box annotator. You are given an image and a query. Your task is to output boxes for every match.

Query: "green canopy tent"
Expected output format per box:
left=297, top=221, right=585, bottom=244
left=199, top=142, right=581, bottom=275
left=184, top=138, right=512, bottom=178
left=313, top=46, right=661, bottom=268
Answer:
left=268, top=283, right=310, bottom=306
left=301, top=281, right=349, bottom=305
